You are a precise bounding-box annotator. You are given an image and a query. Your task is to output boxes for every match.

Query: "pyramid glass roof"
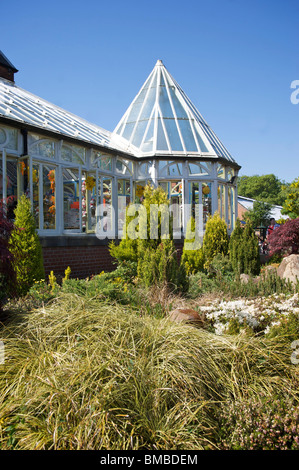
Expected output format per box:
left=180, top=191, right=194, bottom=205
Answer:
left=112, top=60, right=235, bottom=162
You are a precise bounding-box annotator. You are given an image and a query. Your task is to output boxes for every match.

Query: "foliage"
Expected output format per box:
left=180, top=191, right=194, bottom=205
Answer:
left=202, top=212, right=229, bottom=268
left=219, top=396, right=299, bottom=450
left=63, top=266, right=71, bottom=282
left=229, top=220, right=260, bottom=275
left=110, top=185, right=186, bottom=291
left=243, top=200, right=273, bottom=228
left=0, top=208, right=15, bottom=310
left=0, top=293, right=297, bottom=450
left=181, top=217, right=205, bottom=275
left=268, top=217, right=299, bottom=257
left=188, top=269, right=296, bottom=300
left=237, top=174, right=286, bottom=206
left=281, top=176, right=299, bottom=219
left=8, top=195, right=45, bottom=296
left=137, top=239, right=187, bottom=292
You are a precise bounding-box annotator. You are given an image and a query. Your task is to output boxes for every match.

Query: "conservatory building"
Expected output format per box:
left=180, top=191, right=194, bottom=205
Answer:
left=0, top=51, right=240, bottom=277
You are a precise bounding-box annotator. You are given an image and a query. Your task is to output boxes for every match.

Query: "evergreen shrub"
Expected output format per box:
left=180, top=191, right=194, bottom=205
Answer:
left=8, top=194, right=45, bottom=296
left=202, top=212, right=229, bottom=268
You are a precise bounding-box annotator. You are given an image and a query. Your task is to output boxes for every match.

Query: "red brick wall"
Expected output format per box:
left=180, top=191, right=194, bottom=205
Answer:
left=42, top=241, right=184, bottom=279
left=42, top=245, right=115, bottom=279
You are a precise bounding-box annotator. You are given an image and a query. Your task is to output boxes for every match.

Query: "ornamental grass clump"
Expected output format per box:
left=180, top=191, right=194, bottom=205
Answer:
left=0, top=293, right=297, bottom=450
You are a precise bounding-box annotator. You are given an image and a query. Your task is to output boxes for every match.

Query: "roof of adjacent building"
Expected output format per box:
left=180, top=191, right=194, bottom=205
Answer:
left=0, top=50, right=18, bottom=73
left=237, top=195, right=288, bottom=220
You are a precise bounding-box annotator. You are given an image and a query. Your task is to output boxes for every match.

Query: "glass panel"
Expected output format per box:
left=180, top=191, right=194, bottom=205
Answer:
left=43, top=165, right=56, bottom=229
left=218, top=184, right=225, bottom=219
left=102, top=178, right=112, bottom=232
left=141, top=119, right=154, bottom=152
left=18, top=158, right=29, bottom=197
left=63, top=168, right=80, bottom=229
left=159, top=161, right=183, bottom=177
left=138, top=85, right=156, bottom=121
left=228, top=186, right=235, bottom=230
left=194, top=126, right=209, bottom=152
left=30, top=135, right=55, bottom=158
left=202, top=182, right=212, bottom=227
left=217, top=164, right=225, bottom=179
left=122, top=122, right=135, bottom=141
left=157, top=119, right=169, bottom=151
left=178, top=120, right=197, bottom=151
left=188, top=162, right=208, bottom=176
left=163, top=119, right=183, bottom=151
left=135, top=181, right=146, bottom=202
left=159, top=86, right=174, bottom=118
left=32, top=163, right=40, bottom=229
left=6, top=160, right=18, bottom=220
left=189, top=182, right=199, bottom=219
left=91, top=152, right=112, bottom=171
left=84, top=173, right=97, bottom=232
left=0, top=128, right=6, bottom=146
left=116, top=159, right=133, bottom=176
left=61, top=144, right=85, bottom=164
left=168, top=86, right=188, bottom=119
left=131, top=120, right=148, bottom=148
left=0, top=127, right=18, bottom=150
left=118, top=178, right=131, bottom=232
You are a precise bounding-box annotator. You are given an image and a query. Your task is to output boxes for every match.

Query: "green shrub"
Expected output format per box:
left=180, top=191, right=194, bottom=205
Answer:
left=229, top=219, right=260, bottom=275
left=110, top=185, right=187, bottom=291
left=8, top=195, right=45, bottom=296
left=181, top=217, right=205, bottom=275
left=138, top=239, right=187, bottom=291
left=202, top=212, right=229, bottom=268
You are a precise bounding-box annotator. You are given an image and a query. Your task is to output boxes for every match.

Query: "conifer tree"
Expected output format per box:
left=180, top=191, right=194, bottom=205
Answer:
left=229, top=219, right=260, bottom=275
left=202, top=212, right=229, bottom=268
left=181, top=216, right=205, bottom=275
left=9, top=194, right=45, bottom=296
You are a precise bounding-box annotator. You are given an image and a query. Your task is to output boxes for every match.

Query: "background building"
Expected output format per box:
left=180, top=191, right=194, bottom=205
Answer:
left=0, top=52, right=240, bottom=277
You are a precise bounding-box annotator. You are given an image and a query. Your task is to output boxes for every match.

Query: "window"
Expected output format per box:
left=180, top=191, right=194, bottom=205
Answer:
left=42, top=165, right=56, bottom=230
left=61, top=144, right=85, bottom=164
left=91, top=152, right=112, bottom=171
left=29, top=134, right=55, bottom=159
left=63, top=168, right=80, bottom=230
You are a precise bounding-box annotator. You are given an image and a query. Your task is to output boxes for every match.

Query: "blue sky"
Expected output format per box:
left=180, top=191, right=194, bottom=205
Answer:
left=2, top=0, right=299, bottom=183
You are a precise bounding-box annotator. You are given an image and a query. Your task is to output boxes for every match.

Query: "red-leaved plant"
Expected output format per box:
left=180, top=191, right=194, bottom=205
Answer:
left=0, top=206, right=15, bottom=311
left=268, top=218, right=299, bottom=257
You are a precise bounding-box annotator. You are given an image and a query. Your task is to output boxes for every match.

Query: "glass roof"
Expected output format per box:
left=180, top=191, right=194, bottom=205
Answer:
left=0, top=77, right=121, bottom=152
left=112, top=60, right=236, bottom=162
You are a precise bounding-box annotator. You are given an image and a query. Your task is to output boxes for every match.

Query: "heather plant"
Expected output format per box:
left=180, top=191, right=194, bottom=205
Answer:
left=8, top=194, right=45, bottom=296
left=219, top=396, right=299, bottom=450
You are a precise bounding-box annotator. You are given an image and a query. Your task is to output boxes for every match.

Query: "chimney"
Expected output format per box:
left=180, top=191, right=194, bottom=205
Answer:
left=0, top=51, right=18, bottom=82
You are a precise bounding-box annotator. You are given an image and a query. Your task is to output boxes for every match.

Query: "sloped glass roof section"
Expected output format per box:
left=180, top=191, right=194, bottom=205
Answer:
left=0, top=78, right=124, bottom=152
left=112, top=60, right=235, bottom=162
